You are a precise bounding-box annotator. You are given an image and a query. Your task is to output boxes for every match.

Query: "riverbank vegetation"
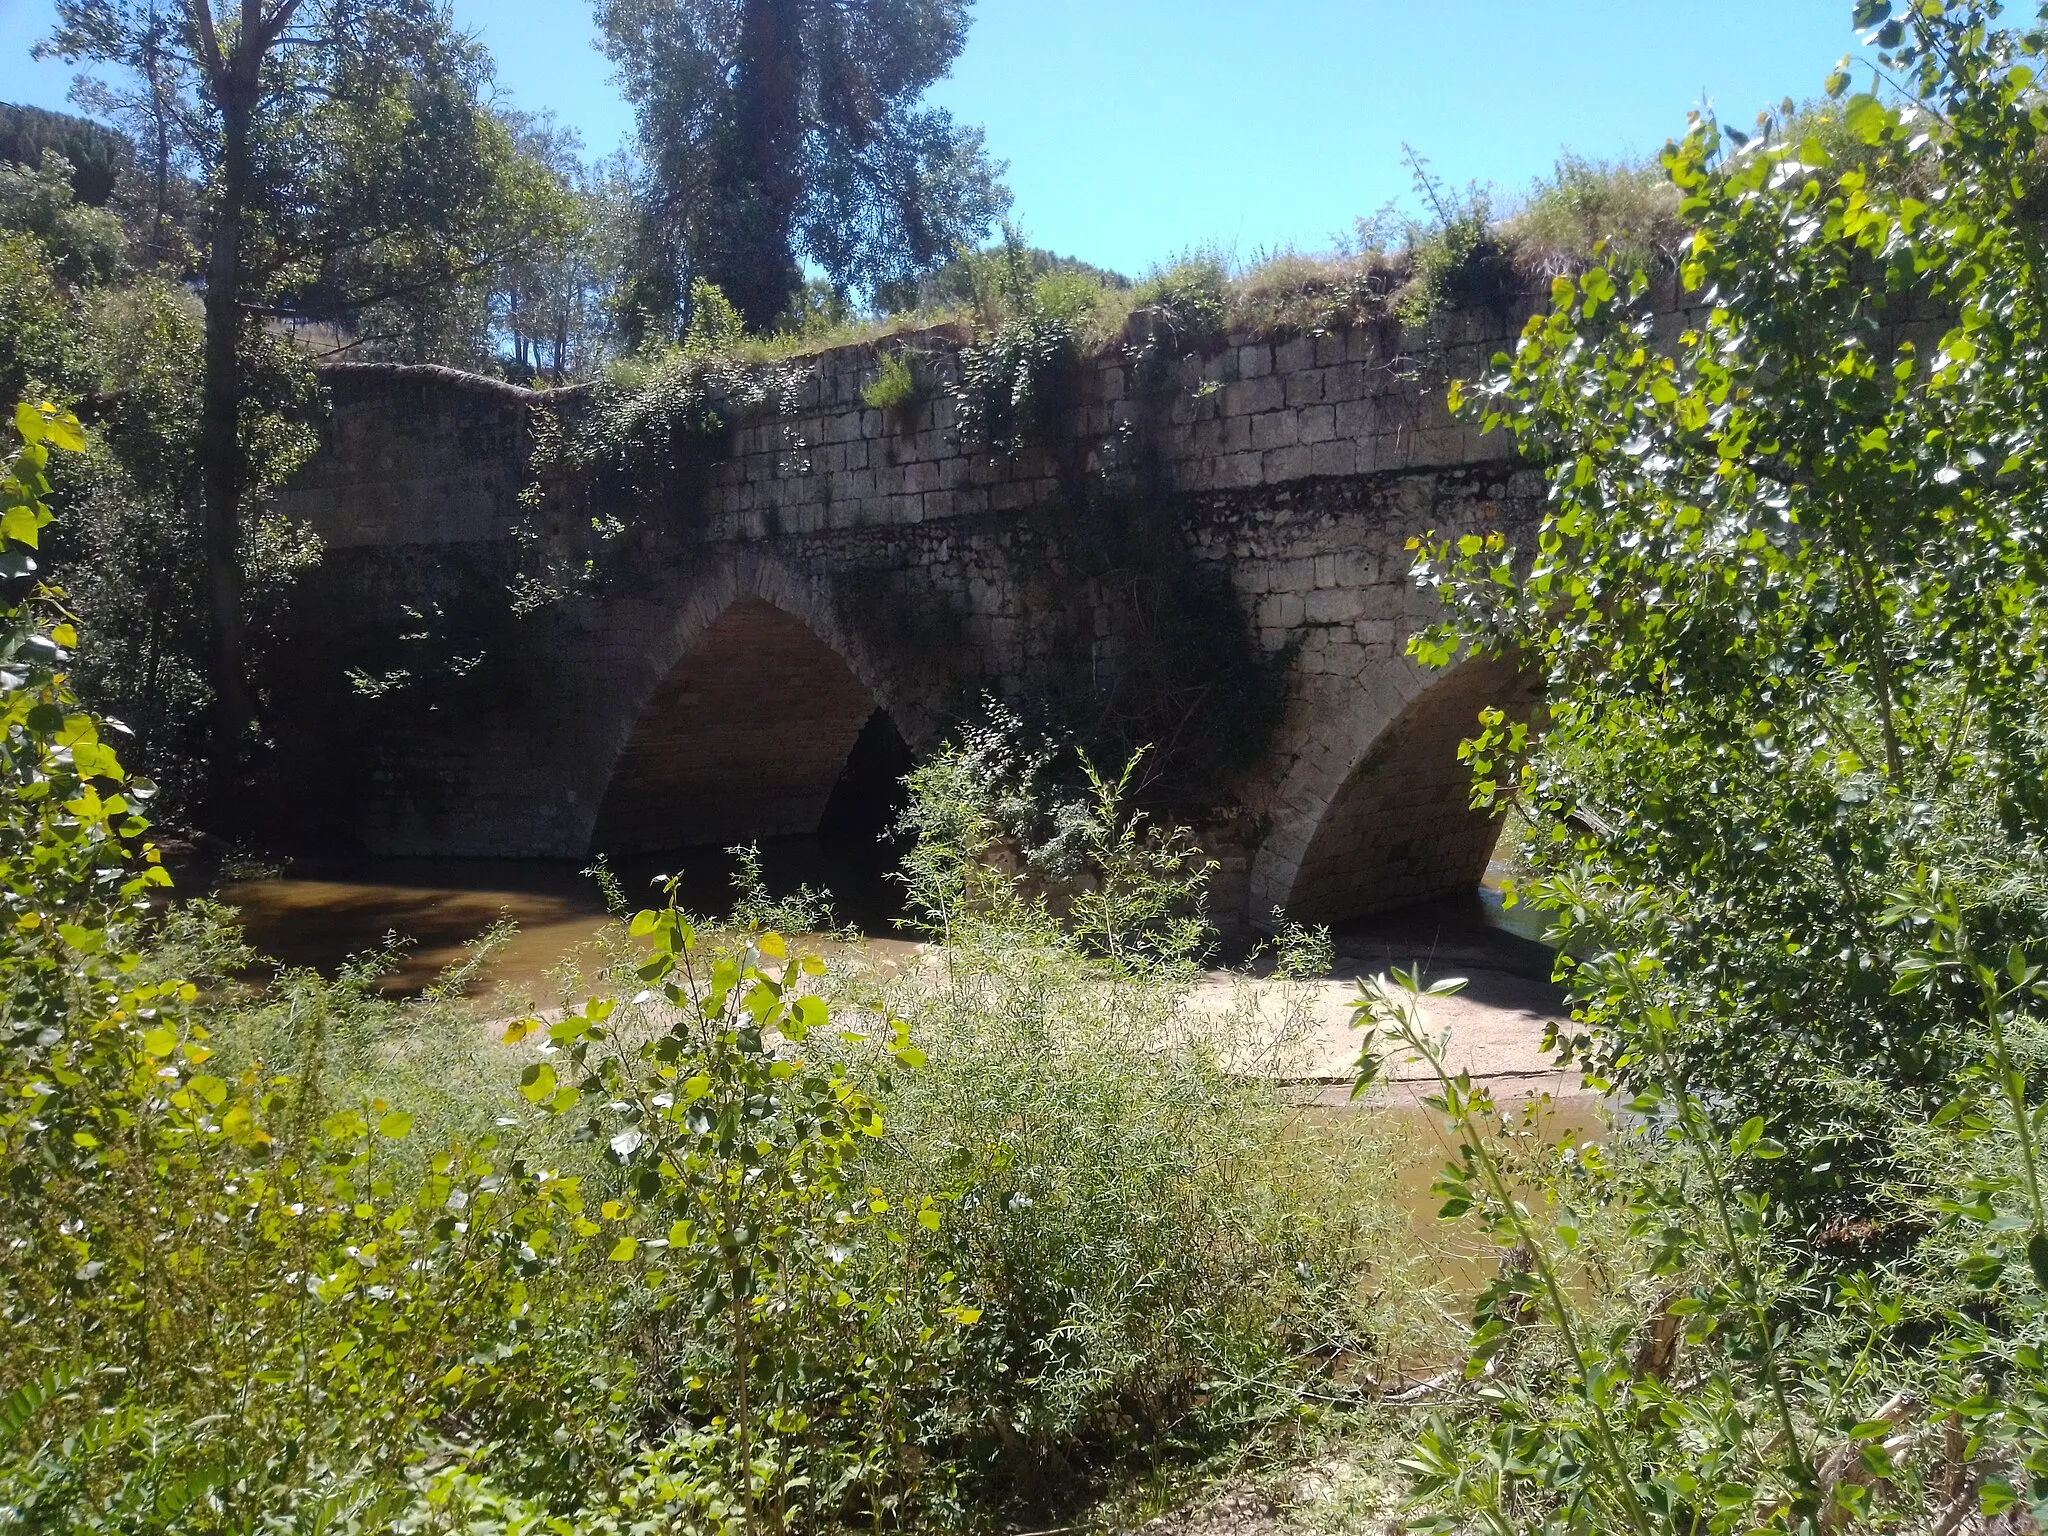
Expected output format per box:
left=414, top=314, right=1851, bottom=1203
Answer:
left=1360, top=4, right=2048, bottom=1530
left=0, top=407, right=1440, bottom=1529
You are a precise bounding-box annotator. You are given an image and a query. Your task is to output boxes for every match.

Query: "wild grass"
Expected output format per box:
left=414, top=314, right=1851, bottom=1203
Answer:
left=541, top=147, right=1703, bottom=481
left=731, top=150, right=1697, bottom=386
left=1500, top=153, right=1683, bottom=274
left=121, top=747, right=1450, bottom=1528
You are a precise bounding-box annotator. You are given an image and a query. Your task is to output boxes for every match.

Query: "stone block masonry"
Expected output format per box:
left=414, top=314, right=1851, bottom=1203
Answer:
left=270, top=293, right=1586, bottom=932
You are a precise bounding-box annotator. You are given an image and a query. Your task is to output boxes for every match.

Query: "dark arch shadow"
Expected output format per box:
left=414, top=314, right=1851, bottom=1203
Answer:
left=590, top=597, right=910, bottom=858
left=1284, top=658, right=1532, bottom=924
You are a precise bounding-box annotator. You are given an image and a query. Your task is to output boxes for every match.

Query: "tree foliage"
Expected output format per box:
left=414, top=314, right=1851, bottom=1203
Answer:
left=0, top=102, right=127, bottom=206
left=0, top=150, right=127, bottom=287
left=40, top=0, right=583, bottom=808
left=488, top=114, right=640, bottom=382
left=1417, top=0, right=2048, bottom=1223
left=1379, top=3, right=2048, bottom=1529
left=0, top=168, right=320, bottom=813
left=598, top=0, right=1008, bottom=332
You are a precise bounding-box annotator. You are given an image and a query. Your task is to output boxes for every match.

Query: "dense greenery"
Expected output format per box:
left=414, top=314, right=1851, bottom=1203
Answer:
left=0, top=172, right=321, bottom=811
left=40, top=0, right=583, bottom=797
left=27, top=2, right=2048, bottom=1531
left=1361, top=3, right=2048, bottom=1530
left=0, top=399, right=1416, bottom=1530
left=0, top=103, right=126, bottom=206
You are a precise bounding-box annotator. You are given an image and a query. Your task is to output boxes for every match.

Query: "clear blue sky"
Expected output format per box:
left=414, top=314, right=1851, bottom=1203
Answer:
left=0, top=0, right=1871, bottom=278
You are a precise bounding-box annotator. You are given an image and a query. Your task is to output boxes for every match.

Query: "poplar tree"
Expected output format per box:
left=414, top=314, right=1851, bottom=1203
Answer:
left=599, top=0, right=1007, bottom=333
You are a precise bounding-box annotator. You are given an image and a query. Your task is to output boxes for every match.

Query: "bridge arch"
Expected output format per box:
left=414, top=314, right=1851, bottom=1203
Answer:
left=1250, top=656, right=1533, bottom=925
left=589, top=559, right=910, bottom=856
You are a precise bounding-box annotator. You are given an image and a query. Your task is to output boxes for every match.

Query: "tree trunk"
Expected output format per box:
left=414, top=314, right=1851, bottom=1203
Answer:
left=144, top=7, right=173, bottom=266
left=198, top=73, right=257, bottom=818
left=703, top=0, right=806, bottom=329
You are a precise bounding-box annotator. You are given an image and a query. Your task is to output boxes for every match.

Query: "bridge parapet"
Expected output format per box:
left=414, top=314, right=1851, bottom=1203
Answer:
left=696, top=308, right=1528, bottom=542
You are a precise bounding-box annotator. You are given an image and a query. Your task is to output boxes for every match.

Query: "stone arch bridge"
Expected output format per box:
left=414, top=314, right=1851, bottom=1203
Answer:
left=268, top=307, right=1553, bottom=933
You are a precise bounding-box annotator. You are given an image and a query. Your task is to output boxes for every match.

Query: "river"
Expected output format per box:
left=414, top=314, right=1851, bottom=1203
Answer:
left=217, top=841, right=1594, bottom=1296
left=217, top=837, right=1571, bottom=1091
left=220, top=837, right=906, bottom=995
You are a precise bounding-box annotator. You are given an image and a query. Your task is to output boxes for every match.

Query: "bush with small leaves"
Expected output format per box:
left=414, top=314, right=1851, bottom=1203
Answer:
left=1379, top=5, right=2048, bottom=1529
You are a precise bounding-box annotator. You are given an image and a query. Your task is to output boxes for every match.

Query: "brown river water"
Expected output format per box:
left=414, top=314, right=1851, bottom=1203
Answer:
left=220, top=838, right=911, bottom=996
left=218, top=840, right=1556, bottom=1008
left=216, top=838, right=1574, bottom=1091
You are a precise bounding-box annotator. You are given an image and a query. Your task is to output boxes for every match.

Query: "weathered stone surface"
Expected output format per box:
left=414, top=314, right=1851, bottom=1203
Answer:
left=272, top=309, right=1558, bottom=931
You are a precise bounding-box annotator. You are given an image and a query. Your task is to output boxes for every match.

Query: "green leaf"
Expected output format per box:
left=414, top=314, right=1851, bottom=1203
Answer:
left=186, top=1074, right=228, bottom=1108
left=1844, top=94, right=1890, bottom=146
left=377, top=1110, right=414, bottom=1140
left=1960, top=1250, right=2005, bottom=1288
left=57, top=923, right=104, bottom=954
left=1, top=505, right=40, bottom=548
left=2029, top=1231, right=2048, bottom=1290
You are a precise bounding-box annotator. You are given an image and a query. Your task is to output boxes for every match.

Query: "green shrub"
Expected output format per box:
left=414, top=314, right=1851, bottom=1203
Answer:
left=0, top=405, right=622, bottom=1528
left=881, top=236, right=1129, bottom=321
left=864, top=720, right=1418, bottom=1505
left=0, top=234, right=74, bottom=407
left=512, top=278, right=809, bottom=611
left=1502, top=153, right=1683, bottom=273
left=878, top=943, right=1403, bottom=1506
left=52, top=275, right=322, bottom=812
left=0, top=150, right=125, bottom=287
left=860, top=348, right=924, bottom=414
left=952, top=301, right=1080, bottom=457
left=0, top=395, right=1421, bottom=1532
left=1396, top=189, right=1515, bottom=329
left=725, top=839, right=839, bottom=933
left=1130, top=252, right=1228, bottom=326
left=578, top=280, right=798, bottom=486
left=895, top=719, right=1216, bottom=969
left=1123, top=255, right=1232, bottom=384
left=1380, top=9, right=2048, bottom=1529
